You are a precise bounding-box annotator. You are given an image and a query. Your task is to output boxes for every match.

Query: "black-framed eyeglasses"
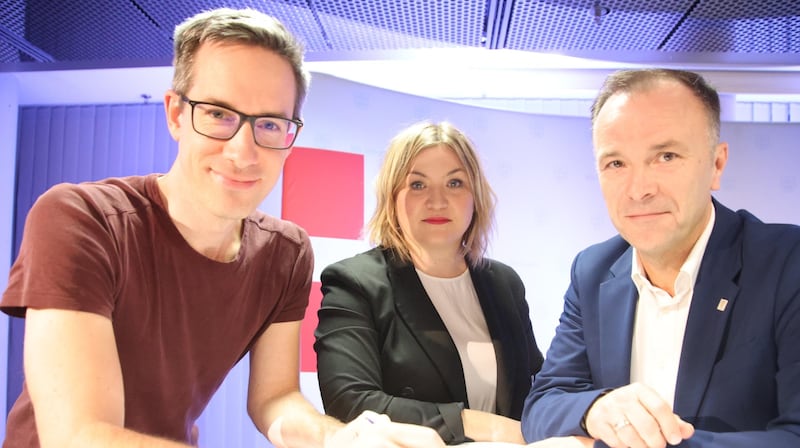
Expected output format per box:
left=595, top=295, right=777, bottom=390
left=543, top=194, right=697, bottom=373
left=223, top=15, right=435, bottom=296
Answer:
left=181, top=95, right=303, bottom=150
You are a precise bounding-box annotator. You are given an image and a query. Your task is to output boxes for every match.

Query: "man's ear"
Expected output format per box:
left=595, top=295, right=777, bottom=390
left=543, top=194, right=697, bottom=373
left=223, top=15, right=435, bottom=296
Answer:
left=164, top=90, right=183, bottom=141
left=710, top=142, right=728, bottom=191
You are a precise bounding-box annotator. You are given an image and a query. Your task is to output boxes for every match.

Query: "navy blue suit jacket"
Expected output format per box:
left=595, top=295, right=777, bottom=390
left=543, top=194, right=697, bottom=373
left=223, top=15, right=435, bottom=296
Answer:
left=522, top=200, right=800, bottom=447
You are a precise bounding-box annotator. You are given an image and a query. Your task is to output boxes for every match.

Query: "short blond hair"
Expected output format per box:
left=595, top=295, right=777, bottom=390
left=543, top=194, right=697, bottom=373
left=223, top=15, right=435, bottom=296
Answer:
left=368, top=121, right=496, bottom=267
left=171, top=8, right=310, bottom=118
left=591, top=68, right=721, bottom=147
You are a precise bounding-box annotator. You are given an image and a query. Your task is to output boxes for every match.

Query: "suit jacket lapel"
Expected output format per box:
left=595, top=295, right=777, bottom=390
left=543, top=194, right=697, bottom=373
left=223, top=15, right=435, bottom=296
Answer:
left=674, top=203, right=742, bottom=417
left=598, top=250, right=638, bottom=388
left=387, top=255, right=467, bottom=403
left=470, top=265, right=515, bottom=416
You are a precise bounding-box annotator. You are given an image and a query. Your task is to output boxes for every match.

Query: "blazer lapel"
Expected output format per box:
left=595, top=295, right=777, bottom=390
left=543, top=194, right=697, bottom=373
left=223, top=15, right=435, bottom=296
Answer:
left=388, top=256, right=467, bottom=402
left=674, top=205, right=742, bottom=417
left=598, top=250, right=638, bottom=388
left=470, top=266, right=515, bottom=416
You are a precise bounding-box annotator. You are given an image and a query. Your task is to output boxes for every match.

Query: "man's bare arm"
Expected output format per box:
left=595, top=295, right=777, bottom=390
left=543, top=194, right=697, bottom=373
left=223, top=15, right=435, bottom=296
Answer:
left=24, top=308, right=194, bottom=448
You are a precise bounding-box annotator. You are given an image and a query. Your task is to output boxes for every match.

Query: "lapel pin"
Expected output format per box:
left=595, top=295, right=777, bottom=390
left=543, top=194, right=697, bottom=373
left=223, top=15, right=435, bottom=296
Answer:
left=716, top=298, right=729, bottom=312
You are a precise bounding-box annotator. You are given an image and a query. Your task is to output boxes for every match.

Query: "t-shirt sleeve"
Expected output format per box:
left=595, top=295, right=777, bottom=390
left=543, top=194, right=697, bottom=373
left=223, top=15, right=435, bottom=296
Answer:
left=271, top=226, right=313, bottom=323
left=1, top=183, right=118, bottom=319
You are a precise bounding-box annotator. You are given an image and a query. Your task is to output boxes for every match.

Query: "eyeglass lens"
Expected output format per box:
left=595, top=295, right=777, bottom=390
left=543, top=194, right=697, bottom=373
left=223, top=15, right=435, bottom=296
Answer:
left=193, top=102, right=297, bottom=149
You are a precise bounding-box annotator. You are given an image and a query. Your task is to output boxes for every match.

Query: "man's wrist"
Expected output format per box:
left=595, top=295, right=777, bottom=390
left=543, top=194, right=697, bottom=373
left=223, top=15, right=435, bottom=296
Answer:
left=580, top=389, right=613, bottom=436
left=320, top=415, right=346, bottom=448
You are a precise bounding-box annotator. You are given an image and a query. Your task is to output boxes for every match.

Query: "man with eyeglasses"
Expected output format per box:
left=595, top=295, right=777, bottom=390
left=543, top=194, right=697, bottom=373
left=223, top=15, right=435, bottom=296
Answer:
left=179, top=95, right=304, bottom=151
left=0, top=8, right=445, bottom=448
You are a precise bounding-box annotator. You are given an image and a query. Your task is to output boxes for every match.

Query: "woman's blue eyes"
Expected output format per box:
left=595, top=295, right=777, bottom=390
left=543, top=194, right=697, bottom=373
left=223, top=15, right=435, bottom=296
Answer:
left=409, top=179, right=464, bottom=189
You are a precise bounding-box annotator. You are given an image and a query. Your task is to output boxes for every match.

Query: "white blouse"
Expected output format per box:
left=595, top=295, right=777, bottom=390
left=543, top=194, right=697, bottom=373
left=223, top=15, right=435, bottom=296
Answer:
left=416, top=268, right=497, bottom=412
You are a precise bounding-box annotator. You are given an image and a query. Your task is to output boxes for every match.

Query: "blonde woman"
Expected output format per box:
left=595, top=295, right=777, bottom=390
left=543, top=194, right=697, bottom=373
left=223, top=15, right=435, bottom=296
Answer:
left=314, top=121, right=543, bottom=444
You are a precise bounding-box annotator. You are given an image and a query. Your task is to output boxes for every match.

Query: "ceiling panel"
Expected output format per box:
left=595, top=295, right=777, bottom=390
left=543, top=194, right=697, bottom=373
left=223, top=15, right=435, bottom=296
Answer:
left=2, top=0, right=798, bottom=68
left=312, top=0, right=487, bottom=51
left=664, top=0, right=800, bottom=52
left=0, top=0, right=28, bottom=63
left=21, top=0, right=172, bottom=62
left=1, top=0, right=798, bottom=103
left=505, top=0, right=693, bottom=51
left=133, top=0, right=331, bottom=52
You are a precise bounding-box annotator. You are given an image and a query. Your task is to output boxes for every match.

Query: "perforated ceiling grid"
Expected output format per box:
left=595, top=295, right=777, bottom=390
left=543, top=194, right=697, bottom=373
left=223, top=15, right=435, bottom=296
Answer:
left=505, top=0, right=693, bottom=51
left=23, top=0, right=173, bottom=62
left=505, top=0, right=800, bottom=53
left=0, top=0, right=27, bottom=63
left=312, top=0, right=487, bottom=51
left=664, top=0, right=800, bottom=52
left=1, top=0, right=798, bottom=67
left=133, top=0, right=330, bottom=53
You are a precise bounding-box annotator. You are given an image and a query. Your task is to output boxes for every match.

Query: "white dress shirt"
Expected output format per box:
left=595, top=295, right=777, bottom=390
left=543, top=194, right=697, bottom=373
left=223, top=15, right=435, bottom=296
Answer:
left=629, top=206, right=716, bottom=407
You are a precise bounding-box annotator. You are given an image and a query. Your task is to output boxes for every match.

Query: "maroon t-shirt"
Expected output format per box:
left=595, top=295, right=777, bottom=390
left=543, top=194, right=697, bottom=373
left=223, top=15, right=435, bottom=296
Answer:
left=1, top=174, right=312, bottom=446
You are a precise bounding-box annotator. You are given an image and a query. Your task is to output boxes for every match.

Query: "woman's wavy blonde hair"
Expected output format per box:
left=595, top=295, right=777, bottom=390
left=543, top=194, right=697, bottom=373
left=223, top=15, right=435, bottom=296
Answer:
left=368, top=121, right=496, bottom=268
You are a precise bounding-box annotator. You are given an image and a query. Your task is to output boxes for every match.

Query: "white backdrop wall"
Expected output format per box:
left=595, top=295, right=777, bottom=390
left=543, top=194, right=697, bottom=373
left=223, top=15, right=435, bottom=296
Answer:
left=276, top=74, right=799, bottom=448
left=300, top=73, right=800, bottom=354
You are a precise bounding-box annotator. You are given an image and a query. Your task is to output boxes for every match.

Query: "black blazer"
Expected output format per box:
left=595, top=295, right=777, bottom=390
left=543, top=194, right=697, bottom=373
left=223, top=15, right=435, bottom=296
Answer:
left=314, top=248, right=543, bottom=444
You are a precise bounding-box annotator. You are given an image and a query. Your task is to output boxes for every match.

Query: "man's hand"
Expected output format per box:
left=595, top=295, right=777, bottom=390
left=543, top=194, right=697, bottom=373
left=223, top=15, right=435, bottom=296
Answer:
left=585, top=383, right=694, bottom=448
left=268, top=410, right=445, bottom=448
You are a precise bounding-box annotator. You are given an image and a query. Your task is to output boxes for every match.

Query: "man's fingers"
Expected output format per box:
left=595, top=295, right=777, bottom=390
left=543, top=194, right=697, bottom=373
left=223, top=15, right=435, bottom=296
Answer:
left=677, top=417, right=695, bottom=441
left=634, top=384, right=682, bottom=443
left=585, top=383, right=695, bottom=448
left=625, top=410, right=665, bottom=448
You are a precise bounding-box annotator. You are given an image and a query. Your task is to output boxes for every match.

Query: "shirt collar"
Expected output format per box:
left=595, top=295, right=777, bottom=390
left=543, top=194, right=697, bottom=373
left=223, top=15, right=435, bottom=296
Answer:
left=631, top=203, right=716, bottom=300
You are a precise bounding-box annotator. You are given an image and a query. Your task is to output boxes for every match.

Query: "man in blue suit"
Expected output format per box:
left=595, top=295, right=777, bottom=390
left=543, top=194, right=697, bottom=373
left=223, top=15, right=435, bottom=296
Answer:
left=521, top=68, right=800, bottom=447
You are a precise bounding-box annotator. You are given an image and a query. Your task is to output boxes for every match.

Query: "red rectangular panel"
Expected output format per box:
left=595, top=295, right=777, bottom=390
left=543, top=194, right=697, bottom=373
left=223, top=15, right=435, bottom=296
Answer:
left=282, top=147, right=364, bottom=239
